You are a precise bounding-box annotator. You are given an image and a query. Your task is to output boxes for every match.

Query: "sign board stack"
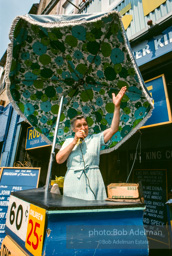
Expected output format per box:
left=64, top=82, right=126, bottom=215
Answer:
left=0, top=167, right=40, bottom=251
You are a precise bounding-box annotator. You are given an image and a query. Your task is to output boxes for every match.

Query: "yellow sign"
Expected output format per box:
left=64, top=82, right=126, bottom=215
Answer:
left=25, top=204, right=46, bottom=256
left=142, top=0, right=166, bottom=16
left=119, top=3, right=131, bottom=16
left=1, top=235, right=29, bottom=256
left=122, top=15, right=133, bottom=30
left=0, top=167, right=2, bottom=180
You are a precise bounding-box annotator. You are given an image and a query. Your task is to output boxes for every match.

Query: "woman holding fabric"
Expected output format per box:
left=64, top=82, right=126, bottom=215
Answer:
left=56, top=86, right=127, bottom=200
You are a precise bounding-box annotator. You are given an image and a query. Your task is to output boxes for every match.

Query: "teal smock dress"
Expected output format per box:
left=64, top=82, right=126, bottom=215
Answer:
left=60, top=132, right=107, bottom=200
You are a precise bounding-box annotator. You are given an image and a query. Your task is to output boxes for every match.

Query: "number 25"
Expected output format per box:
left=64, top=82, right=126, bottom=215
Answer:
left=27, top=219, right=40, bottom=250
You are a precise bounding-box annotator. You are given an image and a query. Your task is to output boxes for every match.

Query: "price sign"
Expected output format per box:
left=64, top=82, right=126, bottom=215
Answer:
left=1, top=235, right=28, bottom=256
left=0, top=167, right=40, bottom=248
left=25, top=204, right=46, bottom=256
left=6, top=195, right=30, bottom=242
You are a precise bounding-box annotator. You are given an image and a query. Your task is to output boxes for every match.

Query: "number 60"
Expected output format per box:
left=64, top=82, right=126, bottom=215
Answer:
left=10, top=202, right=23, bottom=230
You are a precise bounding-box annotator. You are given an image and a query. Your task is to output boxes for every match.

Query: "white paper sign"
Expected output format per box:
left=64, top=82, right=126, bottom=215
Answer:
left=6, top=195, right=30, bottom=242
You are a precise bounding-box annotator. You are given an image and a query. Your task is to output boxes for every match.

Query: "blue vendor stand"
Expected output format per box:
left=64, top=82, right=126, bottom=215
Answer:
left=2, top=188, right=149, bottom=256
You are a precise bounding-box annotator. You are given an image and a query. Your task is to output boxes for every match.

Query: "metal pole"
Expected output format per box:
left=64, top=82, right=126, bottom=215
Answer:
left=45, top=96, right=64, bottom=193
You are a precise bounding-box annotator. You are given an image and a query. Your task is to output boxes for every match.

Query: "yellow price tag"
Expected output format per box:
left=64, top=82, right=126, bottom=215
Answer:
left=25, top=204, right=46, bottom=256
left=1, top=235, right=29, bottom=256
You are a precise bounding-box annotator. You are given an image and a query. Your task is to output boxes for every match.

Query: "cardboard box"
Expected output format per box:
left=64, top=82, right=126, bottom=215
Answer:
left=107, top=183, right=139, bottom=199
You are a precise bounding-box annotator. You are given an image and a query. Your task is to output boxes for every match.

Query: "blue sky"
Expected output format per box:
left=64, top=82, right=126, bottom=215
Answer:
left=0, top=0, right=39, bottom=59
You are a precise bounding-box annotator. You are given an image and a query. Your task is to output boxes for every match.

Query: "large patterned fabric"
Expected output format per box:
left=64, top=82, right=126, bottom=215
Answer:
left=6, top=11, right=153, bottom=153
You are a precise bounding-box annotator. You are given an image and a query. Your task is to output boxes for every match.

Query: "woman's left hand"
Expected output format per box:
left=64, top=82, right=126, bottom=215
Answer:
left=112, top=86, right=127, bottom=108
left=103, top=86, right=127, bottom=143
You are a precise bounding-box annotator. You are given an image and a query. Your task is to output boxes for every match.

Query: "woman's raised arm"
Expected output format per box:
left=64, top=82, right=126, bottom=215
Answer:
left=103, top=86, right=127, bottom=144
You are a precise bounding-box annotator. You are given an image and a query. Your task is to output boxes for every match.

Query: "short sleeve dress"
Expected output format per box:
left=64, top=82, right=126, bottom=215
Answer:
left=60, top=132, right=107, bottom=200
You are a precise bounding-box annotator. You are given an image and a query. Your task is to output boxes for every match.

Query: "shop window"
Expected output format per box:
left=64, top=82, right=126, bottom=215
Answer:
left=63, top=0, right=75, bottom=14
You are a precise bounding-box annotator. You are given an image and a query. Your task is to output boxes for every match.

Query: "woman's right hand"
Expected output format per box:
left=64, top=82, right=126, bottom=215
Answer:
left=73, top=130, right=86, bottom=144
left=56, top=130, right=86, bottom=164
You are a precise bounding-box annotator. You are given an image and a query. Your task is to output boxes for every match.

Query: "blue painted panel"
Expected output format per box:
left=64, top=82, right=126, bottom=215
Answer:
left=4, top=109, right=18, bottom=153
left=25, top=126, right=49, bottom=150
left=0, top=152, right=9, bottom=167
left=132, top=26, right=172, bottom=66
left=9, top=123, right=21, bottom=167
left=0, top=105, right=11, bottom=142
left=0, top=105, right=23, bottom=167
left=143, top=75, right=170, bottom=127
left=0, top=106, right=19, bottom=167
left=0, top=168, right=40, bottom=187
left=42, top=209, right=149, bottom=256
